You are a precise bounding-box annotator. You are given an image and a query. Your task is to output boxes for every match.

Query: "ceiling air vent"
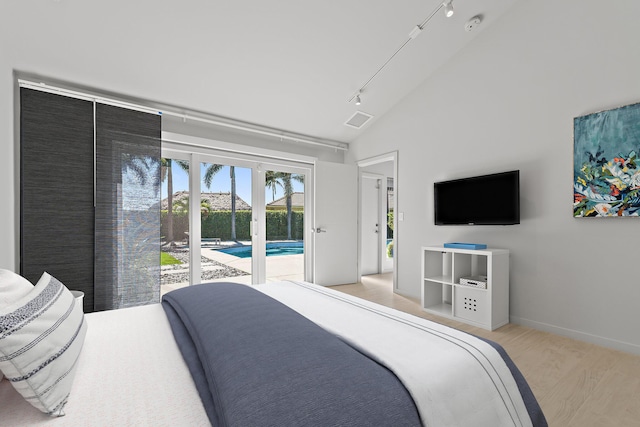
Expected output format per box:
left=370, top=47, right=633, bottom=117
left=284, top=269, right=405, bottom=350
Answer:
left=344, top=111, right=373, bottom=129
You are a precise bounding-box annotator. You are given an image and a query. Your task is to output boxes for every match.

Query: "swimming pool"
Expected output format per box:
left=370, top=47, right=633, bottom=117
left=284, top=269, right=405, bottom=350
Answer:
left=218, top=242, right=303, bottom=258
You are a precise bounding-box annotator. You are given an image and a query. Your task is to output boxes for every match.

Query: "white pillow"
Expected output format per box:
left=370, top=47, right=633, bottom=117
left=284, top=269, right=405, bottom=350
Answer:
left=0, top=272, right=87, bottom=416
left=0, top=269, right=35, bottom=384
left=0, top=269, right=34, bottom=306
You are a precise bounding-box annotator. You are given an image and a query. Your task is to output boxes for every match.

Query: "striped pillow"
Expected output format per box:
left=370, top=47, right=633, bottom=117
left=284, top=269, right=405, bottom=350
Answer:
left=0, top=269, right=34, bottom=306
left=0, top=272, right=87, bottom=416
left=0, top=269, right=36, bottom=385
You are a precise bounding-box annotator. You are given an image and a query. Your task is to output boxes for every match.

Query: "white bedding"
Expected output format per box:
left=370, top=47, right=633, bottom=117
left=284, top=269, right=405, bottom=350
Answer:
left=0, top=281, right=536, bottom=426
left=256, top=281, right=533, bottom=427
left=0, top=304, right=209, bottom=426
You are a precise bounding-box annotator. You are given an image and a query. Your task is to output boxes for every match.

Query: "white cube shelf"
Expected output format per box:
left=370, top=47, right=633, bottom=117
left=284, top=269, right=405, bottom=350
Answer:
left=421, top=246, right=509, bottom=330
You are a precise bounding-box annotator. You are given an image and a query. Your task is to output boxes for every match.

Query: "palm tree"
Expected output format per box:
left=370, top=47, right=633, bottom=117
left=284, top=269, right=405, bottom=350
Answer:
left=122, top=153, right=158, bottom=187
left=230, top=166, right=237, bottom=240
left=265, top=170, right=283, bottom=202
left=279, top=173, right=304, bottom=240
left=161, top=158, right=189, bottom=244
left=202, top=163, right=239, bottom=241
left=202, top=163, right=223, bottom=189
left=172, top=197, right=212, bottom=217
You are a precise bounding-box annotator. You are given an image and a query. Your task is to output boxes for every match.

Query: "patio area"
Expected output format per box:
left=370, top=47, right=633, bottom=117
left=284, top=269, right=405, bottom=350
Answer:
left=161, top=240, right=304, bottom=295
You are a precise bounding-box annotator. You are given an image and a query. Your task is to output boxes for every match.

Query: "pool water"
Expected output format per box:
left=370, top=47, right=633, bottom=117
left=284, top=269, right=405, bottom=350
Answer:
left=218, top=243, right=303, bottom=258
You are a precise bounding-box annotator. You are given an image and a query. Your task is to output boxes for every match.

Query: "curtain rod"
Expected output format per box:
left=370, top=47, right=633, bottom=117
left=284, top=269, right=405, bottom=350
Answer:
left=18, top=79, right=349, bottom=152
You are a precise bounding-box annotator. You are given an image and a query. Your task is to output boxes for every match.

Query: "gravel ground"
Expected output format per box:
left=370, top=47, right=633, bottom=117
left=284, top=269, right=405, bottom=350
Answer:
left=161, top=249, right=247, bottom=284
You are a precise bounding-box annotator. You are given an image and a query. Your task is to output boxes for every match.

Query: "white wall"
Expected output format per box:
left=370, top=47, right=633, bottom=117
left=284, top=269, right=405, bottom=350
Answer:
left=347, top=0, right=640, bottom=354
left=0, top=60, right=16, bottom=272
left=162, top=116, right=343, bottom=163
left=360, top=161, right=392, bottom=177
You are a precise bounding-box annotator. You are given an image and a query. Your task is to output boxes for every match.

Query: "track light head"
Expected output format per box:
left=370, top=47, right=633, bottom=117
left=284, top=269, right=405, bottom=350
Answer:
left=443, top=0, right=454, bottom=18
left=355, top=93, right=362, bottom=106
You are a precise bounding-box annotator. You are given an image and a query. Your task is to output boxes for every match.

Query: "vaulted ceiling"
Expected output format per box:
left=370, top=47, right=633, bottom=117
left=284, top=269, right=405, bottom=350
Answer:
left=1, top=0, right=519, bottom=144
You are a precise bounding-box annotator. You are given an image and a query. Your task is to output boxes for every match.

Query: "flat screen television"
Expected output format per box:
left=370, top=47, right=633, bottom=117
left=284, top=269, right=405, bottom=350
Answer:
left=434, top=170, right=520, bottom=225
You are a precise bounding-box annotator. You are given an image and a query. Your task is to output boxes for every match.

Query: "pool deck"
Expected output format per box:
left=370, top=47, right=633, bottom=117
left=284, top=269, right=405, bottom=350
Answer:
left=161, top=240, right=304, bottom=295
left=202, top=246, right=304, bottom=280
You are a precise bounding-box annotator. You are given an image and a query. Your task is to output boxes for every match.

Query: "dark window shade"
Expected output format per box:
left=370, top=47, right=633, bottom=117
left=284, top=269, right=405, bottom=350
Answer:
left=20, top=88, right=95, bottom=312
left=94, top=104, right=161, bottom=311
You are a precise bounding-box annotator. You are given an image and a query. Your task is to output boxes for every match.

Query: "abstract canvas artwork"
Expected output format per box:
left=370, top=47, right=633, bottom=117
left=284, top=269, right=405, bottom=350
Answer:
left=573, top=102, right=640, bottom=217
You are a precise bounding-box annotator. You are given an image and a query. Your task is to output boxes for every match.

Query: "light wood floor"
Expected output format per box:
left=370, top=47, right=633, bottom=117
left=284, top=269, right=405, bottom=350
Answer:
left=331, top=273, right=640, bottom=427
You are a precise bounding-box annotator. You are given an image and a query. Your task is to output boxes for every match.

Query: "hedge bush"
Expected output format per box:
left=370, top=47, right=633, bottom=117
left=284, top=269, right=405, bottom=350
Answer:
left=161, top=210, right=304, bottom=241
left=202, top=210, right=252, bottom=240
left=265, top=210, right=304, bottom=240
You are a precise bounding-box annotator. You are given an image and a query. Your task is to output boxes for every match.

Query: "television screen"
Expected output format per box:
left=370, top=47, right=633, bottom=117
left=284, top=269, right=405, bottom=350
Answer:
left=434, top=170, right=520, bottom=225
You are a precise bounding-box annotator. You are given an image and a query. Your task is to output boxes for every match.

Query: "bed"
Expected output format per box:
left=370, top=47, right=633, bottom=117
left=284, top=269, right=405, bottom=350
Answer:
left=0, top=278, right=547, bottom=426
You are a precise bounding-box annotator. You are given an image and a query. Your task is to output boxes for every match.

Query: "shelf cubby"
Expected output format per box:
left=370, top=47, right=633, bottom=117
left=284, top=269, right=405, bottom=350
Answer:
left=421, top=246, right=510, bottom=331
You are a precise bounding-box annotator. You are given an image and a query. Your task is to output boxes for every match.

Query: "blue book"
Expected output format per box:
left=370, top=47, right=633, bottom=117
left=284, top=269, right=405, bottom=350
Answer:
left=443, top=242, right=487, bottom=250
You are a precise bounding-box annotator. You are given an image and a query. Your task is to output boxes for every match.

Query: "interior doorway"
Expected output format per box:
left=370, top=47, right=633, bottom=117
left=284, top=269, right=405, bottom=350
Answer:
left=357, top=152, right=397, bottom=289
left=360, top=173, right=383, bottom=276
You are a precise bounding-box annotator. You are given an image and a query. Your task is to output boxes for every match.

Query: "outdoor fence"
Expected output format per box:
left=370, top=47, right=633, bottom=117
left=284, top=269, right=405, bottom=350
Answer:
left=161, top=210, right=304, bottom=242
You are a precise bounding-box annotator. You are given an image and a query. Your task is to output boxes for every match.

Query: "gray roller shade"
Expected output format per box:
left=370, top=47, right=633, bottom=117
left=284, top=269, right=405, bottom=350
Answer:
left=94, top=104, right=161, bottom=311
left=20, top=88, right=95, bottom=312
left=21, top=89, right=162, bottom=313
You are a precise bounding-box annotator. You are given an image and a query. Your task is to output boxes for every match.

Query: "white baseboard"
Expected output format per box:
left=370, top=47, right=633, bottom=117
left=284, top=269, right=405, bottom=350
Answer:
left=510, top=316, right=640, bottom=356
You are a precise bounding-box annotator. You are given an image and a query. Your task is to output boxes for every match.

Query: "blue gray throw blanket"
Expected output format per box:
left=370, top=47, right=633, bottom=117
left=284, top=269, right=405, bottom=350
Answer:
left=162, top=283, right=422, bottom=427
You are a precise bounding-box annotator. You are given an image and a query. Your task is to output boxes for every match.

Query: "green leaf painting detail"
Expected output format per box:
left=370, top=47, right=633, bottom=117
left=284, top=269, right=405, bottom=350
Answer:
left=574, top=102, right=640, bottom=217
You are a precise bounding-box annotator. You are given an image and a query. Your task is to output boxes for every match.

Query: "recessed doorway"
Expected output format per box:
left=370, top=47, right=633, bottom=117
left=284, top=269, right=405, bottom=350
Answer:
left=358, top=152, right=397, bottom=290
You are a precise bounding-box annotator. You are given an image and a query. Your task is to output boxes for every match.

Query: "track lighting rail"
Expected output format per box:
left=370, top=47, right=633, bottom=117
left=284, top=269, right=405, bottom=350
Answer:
left=347, top=1, right=454, bottom=104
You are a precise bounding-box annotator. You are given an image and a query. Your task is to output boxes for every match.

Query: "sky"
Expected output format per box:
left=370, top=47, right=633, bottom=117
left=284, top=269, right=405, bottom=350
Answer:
left=161, top=161, right=304, bottom=206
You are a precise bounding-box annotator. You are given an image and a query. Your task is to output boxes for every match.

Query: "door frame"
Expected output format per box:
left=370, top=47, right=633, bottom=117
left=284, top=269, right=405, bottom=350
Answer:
left=359, top=172, right=384, bottom=275
left=259, top=161, right=313, bottom=283
left=357, top=151, right=398, bottom=290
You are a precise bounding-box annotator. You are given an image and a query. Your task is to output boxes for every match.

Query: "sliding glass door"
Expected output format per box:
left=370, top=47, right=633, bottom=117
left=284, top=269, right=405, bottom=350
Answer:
left=160, top=155, right=191, bottom=294
left=198, top=161, right=252, bottom=284
left=264, top=168, right=306, bottom=282
left=161, top=146, right=312, bottom=289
